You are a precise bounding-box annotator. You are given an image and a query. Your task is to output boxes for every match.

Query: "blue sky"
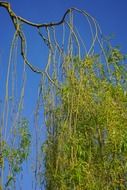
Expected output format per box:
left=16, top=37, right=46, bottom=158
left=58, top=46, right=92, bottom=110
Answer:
left=7, top=0, right=127, bottom=50
left=0, top=0, right=127, bottom=189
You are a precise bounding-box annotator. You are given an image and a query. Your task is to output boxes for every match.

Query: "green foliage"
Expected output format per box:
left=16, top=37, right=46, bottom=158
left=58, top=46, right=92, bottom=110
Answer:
left=108, top=48, right=125, bottom=64
left=42, top=52, right=127, bottom=189
left=1, top=118, right=31, bottom=188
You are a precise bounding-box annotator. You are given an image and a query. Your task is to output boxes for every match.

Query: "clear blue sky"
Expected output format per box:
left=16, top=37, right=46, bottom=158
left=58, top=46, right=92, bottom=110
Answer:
left=8, top=0, right=127, bottom=50
left=0, top=0, right=127, bottom=189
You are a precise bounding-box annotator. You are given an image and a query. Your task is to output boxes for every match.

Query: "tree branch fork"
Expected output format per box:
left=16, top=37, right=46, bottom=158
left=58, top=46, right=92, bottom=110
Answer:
left=0, top=1, right=71, bottom=88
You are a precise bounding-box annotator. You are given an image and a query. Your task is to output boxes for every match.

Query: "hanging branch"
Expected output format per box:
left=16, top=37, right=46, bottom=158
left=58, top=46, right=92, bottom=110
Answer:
left=0, top=1, right=71, bottom=88
left=0, top=1, right=71, bottom=28
left=0, top=1, right=101, bottom=88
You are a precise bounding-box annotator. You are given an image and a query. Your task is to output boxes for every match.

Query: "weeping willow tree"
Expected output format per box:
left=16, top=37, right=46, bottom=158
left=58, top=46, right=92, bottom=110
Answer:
left=0, top=1, right=127, bottom=190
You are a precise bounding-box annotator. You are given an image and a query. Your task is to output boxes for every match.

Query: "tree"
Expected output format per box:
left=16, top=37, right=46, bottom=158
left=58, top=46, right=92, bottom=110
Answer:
left=0, top=1, right=127, bottom=190
left=43, top=53, right=127, bottom=189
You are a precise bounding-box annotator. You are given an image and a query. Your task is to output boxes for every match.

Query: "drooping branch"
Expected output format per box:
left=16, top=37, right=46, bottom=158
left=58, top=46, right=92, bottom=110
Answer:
left=0, top=1, right=100, bottom=88
left=0, top=1, right=66, bottom=88
left=0, top=1, right=71, bottom=28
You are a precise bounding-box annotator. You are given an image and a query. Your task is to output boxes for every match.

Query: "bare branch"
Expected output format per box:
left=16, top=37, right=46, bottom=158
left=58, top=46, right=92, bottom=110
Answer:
left=0, top=1, right=100, bottom=88
left=0, top=1, right=61, bottom=88
left=0, top=1, right=71, bottom=28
